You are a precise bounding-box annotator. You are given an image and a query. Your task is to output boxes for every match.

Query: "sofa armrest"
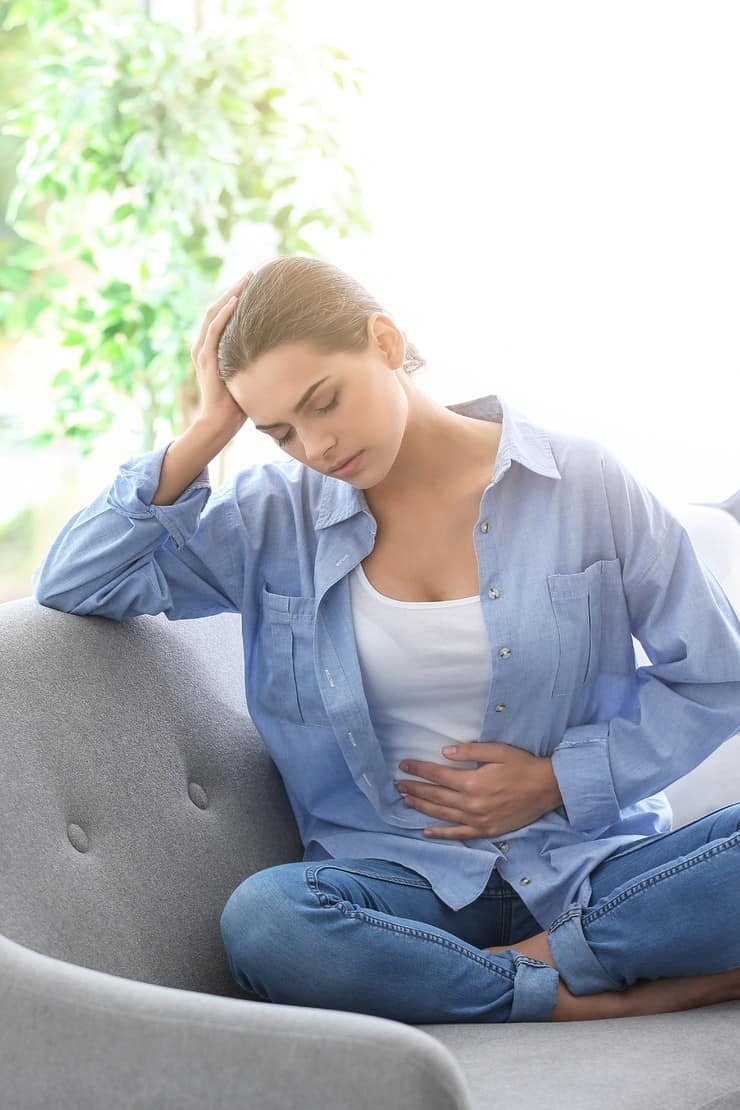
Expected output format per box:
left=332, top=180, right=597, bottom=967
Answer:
left=0, top=931, right=472, bottom=1110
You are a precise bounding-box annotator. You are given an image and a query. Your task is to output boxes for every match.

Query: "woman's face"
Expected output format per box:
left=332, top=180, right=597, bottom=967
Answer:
left=224, top=313, right=410, bottom=488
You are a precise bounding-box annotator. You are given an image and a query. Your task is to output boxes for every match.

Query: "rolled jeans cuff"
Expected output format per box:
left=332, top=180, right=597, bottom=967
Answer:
left=507, top=953, right=560, bottom=1022
left=547, top=904, right=624, bottom=995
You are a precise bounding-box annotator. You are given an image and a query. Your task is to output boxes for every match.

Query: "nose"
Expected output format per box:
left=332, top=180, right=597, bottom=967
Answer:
left=302, top=433, right=336, bottom=467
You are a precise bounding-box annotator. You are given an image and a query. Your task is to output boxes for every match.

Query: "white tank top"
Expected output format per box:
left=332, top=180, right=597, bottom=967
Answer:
left=348, top=561, right=493, bottom=785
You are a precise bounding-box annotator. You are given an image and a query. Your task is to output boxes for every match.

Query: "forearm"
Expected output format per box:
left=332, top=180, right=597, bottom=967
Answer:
left=151, top=418, right=240, bottom=505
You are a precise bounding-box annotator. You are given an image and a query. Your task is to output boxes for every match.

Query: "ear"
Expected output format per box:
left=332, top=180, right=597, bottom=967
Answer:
left=369, top=311, right=406, bottom=369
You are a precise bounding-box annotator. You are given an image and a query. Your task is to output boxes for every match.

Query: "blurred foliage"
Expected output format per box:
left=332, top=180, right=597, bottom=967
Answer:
left=0, top=0, right=371, bottom=456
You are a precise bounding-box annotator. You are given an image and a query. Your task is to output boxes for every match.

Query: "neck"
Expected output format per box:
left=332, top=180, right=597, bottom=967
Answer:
left=365, top=386, right=501, bottom=513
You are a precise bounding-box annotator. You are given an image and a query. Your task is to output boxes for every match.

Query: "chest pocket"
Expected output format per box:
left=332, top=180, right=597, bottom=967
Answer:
left=547, top=557, right=633, bottom=698
left=259, top=585, right=329, bottom=727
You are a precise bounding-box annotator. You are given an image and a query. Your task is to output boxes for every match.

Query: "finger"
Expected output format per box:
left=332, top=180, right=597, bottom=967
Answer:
left=399, top=760, right=467, bottom=787
left=401, top=791, right=473, bottom=822
left=195, top=290, right=236, bottom=350
left=195, top=272, right=253, bottom=351
left=443, top=742, right=506, bottom=761
left=398, top=781, right=470, bottom=809
left=201, top=296, right=239, bottom=353
left=422, top=824, right=480, bottom=839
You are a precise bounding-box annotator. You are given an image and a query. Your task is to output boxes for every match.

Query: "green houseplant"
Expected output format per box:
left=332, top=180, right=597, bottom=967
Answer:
left=0, top=0, right=371, bottom=463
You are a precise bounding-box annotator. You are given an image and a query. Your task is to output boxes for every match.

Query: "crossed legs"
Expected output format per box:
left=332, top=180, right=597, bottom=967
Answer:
left=486, top=932, right=740, bottom=1020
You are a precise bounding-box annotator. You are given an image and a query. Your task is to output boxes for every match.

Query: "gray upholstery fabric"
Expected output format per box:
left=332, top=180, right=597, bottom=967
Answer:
left=2, top=583, right=739, bottom=1109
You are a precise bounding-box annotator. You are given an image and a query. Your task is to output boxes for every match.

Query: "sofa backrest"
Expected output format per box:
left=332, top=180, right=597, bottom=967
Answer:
left=0, top=599, right=303, bottom=998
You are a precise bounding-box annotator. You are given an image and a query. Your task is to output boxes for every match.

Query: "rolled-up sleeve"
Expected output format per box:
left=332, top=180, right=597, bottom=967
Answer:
left=551, top=449, right=740, bottom=831
left=32, top=440, right=242, bottom=622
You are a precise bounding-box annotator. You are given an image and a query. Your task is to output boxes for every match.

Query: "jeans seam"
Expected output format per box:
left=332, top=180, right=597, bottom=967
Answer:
left=549, top=905, right=582, bottom=931
left=331, top=901, right=519, bottom=984
left=304, top=865, right=520, bottom=983
left=583, top=832, right=740, bottom=926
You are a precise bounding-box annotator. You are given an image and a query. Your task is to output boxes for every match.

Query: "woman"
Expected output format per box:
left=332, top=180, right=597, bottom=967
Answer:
left=33, top=256, right=740, bottom=1024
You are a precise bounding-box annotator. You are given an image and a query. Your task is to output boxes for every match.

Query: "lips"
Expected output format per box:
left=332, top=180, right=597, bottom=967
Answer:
left=329, top=453, right=359, bottom=474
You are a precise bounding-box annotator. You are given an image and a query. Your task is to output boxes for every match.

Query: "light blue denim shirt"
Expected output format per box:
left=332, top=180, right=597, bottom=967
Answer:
left=32, top=394, right=740, bottom=928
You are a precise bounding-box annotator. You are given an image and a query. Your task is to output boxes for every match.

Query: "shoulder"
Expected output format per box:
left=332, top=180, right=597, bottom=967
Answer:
left=223, top=456, right=325, bottom=526
left=539, top=423, right=622, bottom=486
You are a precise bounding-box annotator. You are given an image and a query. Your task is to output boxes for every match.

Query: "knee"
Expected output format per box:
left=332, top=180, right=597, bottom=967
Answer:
left=219, top=864, right=307, bottom=966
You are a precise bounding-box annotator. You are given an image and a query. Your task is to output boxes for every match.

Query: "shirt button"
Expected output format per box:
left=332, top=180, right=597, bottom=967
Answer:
left=488, top=587, right=500, bottom=599
left=498, top=841, right=509, bottom=852
left=495, top=703, right=506, bottom=712
left=480, top=521, right=489, bottom=533
left=520, top=877, right=531, bottom=885
left=499, top=647, right=512, bottom=658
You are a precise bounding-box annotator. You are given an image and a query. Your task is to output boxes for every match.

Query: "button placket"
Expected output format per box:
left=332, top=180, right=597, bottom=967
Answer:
left=480, top=524, right=509, bottom=733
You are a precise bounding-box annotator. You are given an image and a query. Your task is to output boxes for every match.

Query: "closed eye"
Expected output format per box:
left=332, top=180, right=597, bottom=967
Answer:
left=277, top=395, right=339, bottom=448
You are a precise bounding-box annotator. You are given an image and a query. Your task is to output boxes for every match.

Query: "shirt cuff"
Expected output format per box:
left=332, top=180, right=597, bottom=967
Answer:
left=106, top=440, right=211, bottom=551
left=550, top=722, right=622, bottom=830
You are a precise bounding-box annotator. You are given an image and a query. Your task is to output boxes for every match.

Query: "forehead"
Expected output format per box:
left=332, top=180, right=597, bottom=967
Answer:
left=233, top=343, right=343, bottom=430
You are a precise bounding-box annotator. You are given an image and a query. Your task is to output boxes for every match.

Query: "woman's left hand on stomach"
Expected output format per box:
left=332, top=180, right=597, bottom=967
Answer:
left=395, top=741, right=563, bottom=839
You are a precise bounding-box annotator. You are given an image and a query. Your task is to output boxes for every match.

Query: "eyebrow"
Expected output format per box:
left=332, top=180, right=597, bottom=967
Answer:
left=254, top=376, right=332, bottom=430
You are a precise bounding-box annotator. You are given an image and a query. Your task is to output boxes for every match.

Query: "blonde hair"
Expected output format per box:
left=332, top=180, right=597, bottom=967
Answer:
left=217, top=255, right=426, bottom=382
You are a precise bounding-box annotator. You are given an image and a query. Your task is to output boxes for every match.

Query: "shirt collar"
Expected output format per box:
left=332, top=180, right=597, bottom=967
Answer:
left=315, top=393, right=561, bottom=530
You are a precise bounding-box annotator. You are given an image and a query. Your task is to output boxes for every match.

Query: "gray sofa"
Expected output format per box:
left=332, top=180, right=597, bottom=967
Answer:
left=2, top=496, right=740, bottom=1110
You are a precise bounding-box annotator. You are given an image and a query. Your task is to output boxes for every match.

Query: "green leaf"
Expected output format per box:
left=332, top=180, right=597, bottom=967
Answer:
left=100, top=280, right=132, bottom=302
left=40, top=63, right=69, bottom=78
left=12, top=243, right=50, bottom=269
left=27, top=429, right=57, bottom=449
left=23, top=296, right=50, bottom=328
left=0, top=267, right=31, bottom=291
left=274, top=203, right=293, bottom=228
left=293, top=235, right=315, bottom=253
left=112, top=202, right=136, bottom=222
left=11, top=220, right=50, bottom=246
left=200, top=255, right=223, bottom=276
left=73, top=305, right=96, bottom=323
left=2, top=0, right=35, bottom=31
left=45, top=273, right=69, bottom=289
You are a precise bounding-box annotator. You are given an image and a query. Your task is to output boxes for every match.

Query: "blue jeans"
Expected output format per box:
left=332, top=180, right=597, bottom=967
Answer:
left=219, top=802, right=740, bottom=1024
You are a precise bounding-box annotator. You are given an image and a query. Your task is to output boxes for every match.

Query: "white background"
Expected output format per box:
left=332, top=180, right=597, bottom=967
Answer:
left=222, top=0, right=739, bottom=513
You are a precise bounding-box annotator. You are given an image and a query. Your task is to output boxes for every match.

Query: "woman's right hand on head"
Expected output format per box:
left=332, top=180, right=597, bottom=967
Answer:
left=191, top=270, right=254, bottom=431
